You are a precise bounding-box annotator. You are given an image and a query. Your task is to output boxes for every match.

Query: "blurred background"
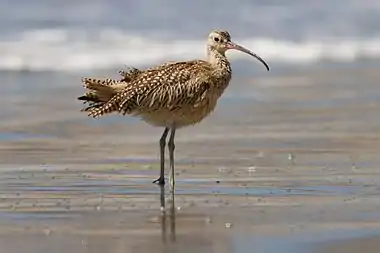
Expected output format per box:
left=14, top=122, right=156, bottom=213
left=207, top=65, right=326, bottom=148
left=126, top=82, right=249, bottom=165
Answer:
left=1, top=1, right=380, bottom=253
left=1, top=0, right=379, bottom=71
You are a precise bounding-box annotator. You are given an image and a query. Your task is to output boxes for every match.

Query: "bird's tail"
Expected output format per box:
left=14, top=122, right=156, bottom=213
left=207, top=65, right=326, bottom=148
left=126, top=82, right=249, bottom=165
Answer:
left=78, top=78, right=128, bottom=113
left=78, top=66, right=143, bottom=118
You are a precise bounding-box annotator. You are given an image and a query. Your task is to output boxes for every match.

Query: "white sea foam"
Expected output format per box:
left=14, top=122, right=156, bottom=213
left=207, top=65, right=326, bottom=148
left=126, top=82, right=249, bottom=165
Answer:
left=1, top=29, right=380, bottom=71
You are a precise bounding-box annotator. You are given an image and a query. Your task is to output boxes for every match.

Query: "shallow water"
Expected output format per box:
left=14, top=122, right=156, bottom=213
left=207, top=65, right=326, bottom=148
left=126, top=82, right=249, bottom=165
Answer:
left=0, top=156, right=379, bottom=252
left=235, top=229, right=380, bottom=253
left=1, top=64, right=380, bottom=252
left=0, top=132, right=49, bottom=141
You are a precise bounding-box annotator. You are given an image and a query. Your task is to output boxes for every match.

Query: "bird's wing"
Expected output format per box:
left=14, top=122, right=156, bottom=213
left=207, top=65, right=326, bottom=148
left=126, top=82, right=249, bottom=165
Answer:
left=87, top=60, right=213, bottom=118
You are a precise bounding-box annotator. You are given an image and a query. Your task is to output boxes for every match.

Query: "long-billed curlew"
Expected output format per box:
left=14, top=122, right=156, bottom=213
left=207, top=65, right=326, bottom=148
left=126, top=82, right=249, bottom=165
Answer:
left=78, top=30, right=269, bottom=193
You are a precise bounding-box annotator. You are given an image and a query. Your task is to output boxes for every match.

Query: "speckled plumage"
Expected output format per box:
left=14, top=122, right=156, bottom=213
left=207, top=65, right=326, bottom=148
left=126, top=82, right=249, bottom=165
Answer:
left=85, top=59, right=231, bottom=128
left=77, top=30, right=269, bottom=191
left=78, top=66, right=142, bottom=111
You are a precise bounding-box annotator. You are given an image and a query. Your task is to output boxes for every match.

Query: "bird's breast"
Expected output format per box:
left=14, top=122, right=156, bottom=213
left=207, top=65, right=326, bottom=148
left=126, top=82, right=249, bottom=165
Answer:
left=139, top=77, right=231, bottom=128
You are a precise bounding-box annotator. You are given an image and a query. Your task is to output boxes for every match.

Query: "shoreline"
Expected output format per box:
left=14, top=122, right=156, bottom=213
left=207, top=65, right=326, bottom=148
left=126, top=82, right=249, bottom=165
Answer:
left=1, top=65, right=380, bottom=252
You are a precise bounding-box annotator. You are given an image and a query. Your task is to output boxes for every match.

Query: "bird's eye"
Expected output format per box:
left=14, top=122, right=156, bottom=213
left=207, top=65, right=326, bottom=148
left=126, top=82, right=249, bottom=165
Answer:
left=214, top=37, right=220, bottom=42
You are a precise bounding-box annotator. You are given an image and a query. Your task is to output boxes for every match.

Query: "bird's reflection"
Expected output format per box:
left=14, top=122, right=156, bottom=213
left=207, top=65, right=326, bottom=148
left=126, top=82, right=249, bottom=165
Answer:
left=159, top=184, right=176, bottom=244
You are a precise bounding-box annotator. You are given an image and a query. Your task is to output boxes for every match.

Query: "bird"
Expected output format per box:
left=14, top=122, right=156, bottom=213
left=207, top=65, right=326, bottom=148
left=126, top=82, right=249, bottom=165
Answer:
left=77, top=30, right=270, bottom=193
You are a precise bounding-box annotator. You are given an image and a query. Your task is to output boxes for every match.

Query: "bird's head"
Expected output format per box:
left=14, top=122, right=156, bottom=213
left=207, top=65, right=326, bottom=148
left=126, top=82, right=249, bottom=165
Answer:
left=207, top=30, right=269, bottom=71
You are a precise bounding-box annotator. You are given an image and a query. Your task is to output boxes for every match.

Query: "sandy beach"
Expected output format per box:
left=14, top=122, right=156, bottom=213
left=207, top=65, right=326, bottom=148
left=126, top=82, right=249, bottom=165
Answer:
left=1, top=66, right=380, bottom=252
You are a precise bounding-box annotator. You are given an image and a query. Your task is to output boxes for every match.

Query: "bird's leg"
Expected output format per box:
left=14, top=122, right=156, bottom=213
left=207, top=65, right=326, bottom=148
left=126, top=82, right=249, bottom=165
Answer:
left=168, top=128, right=176, bottom=194
left=153, top=127, right=169, bottom=185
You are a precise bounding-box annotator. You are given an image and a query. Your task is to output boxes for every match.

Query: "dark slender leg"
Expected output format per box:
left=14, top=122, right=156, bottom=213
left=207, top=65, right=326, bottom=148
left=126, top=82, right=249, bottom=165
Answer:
left=153, top=127, right=169, bottom=185
left=168, top=128, right=176, bottom=193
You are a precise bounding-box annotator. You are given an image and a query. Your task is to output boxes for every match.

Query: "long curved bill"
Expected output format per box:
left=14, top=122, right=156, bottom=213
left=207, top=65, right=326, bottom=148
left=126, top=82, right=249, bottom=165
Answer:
left=227, top=41, right=270, bottom=71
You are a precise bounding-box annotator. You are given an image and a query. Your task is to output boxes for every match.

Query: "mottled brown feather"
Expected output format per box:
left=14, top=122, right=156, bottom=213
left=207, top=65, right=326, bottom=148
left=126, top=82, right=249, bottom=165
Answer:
left=118, top=67, right=143, bottom=82
left=78, top=66, right=142, bottom=108
left=78, top=30, right=243, bottom=128
left=86, top=59, right=229, bottom=127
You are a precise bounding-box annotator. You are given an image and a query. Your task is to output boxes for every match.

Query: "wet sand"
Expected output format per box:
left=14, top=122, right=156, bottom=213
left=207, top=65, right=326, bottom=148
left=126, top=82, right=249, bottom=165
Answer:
left=1, top=66, right=380, bottom=252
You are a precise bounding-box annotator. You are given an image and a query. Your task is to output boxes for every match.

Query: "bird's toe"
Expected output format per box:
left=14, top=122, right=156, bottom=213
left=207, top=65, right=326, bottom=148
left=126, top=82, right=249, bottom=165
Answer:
left=152, top=178, right=165, bottom=185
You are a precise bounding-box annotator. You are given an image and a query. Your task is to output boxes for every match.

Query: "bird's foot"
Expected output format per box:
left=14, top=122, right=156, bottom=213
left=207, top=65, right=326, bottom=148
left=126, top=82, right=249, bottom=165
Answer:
left=152, top=177, right=165, bottom=185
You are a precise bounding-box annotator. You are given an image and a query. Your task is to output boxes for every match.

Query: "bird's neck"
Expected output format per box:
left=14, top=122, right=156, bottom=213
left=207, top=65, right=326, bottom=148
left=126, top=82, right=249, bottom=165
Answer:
left=207, top=46, right=231, bottom=74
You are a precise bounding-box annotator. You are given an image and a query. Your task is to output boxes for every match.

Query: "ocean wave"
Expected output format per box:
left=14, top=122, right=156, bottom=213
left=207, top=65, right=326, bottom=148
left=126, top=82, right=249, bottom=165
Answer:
left=1, top=29, right=380, bottom=71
